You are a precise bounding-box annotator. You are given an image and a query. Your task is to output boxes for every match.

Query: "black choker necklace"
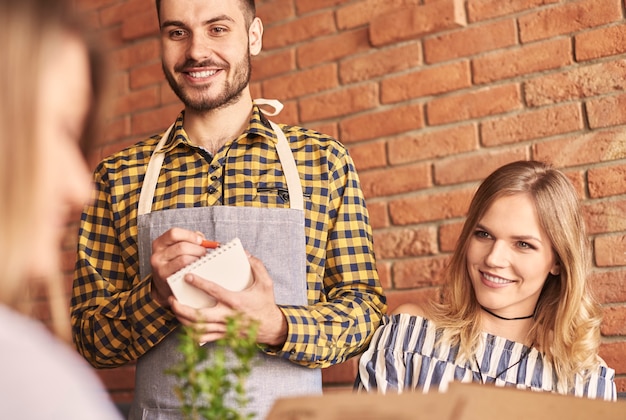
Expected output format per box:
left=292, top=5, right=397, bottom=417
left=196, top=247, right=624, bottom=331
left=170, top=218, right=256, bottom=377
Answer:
left=480, top=306, right=534, bottom=321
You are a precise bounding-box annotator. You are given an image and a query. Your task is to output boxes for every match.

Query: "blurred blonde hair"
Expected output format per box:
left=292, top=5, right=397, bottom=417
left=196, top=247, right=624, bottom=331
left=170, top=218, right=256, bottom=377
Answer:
left=429, top=160, right=602, bottom=391
left=0, top=0, right=105, bottom=338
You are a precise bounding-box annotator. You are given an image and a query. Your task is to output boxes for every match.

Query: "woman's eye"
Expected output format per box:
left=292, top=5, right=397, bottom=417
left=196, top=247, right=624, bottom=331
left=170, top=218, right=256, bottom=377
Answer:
left=517, top=241, right=536, bottom=250
left=474, top=230, right=491, bottom=239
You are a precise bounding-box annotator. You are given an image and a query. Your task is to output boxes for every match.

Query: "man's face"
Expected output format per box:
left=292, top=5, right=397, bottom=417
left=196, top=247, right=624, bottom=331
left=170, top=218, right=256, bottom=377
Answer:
left=159, top=0, right=262, bottom=112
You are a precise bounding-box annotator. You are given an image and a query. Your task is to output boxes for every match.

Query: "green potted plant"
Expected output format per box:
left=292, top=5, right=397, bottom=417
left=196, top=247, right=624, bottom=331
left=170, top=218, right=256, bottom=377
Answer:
left=168, top=313, right=259, bottom=420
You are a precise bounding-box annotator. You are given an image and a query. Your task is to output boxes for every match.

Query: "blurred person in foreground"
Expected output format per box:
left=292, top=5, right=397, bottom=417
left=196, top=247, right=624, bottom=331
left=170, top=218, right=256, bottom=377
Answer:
left=355, top=160, right=616, bottom=401
left=0, top=0, right=121, bottom=418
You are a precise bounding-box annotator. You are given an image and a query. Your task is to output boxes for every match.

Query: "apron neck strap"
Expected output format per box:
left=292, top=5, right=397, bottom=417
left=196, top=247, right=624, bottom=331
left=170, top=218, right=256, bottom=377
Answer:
left=137, top=101, right=303, bottom=215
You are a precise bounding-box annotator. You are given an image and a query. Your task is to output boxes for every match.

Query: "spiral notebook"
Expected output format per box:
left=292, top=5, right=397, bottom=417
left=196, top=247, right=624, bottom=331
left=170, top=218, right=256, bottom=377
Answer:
left=167, top=237, right=252, bottom=308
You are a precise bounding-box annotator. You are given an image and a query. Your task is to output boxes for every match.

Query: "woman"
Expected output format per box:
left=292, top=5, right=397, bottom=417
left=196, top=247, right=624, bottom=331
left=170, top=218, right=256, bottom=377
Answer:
left=0, top=0, right=121, bottom=417
left=355, top=160, right=616, bottom=401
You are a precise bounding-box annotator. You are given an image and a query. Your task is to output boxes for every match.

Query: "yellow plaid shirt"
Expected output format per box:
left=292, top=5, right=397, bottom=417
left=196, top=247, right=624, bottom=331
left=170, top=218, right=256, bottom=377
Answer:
left=71, top=106, right=386, bottom=369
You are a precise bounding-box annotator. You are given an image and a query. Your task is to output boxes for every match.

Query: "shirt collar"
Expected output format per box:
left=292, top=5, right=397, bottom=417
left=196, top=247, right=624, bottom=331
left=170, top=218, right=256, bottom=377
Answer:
left=157, top=105, right=280, bottom=154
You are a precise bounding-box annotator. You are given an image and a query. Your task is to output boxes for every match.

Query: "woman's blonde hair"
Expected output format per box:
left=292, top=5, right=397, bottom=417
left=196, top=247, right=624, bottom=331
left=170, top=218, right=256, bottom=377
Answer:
left=430, top=160, right=602, bottom=390
left=0, top=0, right=105, bottom=335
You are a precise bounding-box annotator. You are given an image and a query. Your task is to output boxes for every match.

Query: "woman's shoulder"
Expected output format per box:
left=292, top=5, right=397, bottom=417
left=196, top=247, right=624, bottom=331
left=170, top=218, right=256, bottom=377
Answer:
left=392, top=302, right=428, bottom=317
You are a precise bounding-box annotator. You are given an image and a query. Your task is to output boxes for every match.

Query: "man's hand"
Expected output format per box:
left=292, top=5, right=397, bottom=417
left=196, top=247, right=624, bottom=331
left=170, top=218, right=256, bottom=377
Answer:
left=169, top=254, right=288, bottom=347
left=150, top=227, right=209, bottom=307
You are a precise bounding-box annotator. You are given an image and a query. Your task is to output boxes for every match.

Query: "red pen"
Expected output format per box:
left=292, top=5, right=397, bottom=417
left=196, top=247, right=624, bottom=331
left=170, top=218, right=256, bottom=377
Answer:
left=201, top=239, right=220, bottom=249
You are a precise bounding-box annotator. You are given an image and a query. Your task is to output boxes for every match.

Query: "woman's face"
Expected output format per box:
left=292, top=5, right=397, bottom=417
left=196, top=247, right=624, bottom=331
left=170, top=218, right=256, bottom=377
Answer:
left=466, top=193, right=560, bottom=319
left=33, top=33, right=92, bottom=277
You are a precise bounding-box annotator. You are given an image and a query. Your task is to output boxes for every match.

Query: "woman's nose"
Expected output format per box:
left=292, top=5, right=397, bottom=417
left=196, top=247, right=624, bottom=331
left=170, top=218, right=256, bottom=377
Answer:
left=484, top=240, right=510, bottom=268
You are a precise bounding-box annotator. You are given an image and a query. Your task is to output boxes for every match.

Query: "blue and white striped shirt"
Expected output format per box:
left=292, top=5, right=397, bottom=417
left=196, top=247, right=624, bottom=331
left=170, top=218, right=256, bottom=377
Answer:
left=355, top=314, right=616, bottom=401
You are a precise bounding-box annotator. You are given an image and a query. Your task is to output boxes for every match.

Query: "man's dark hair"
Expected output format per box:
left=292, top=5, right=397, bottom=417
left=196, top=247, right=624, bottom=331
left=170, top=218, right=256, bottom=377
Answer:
left=155, top=0, right=256, bottom=25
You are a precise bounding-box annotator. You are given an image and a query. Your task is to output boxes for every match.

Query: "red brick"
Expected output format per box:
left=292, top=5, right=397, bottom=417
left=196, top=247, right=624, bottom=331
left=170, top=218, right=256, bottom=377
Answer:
left=336, top=0, right=423, bottom=31
left=262, top=64, right=338, bottom=101
left=121, top=10, right=158, bottom=41
left=594, top=234, right=626, bottom=267
left=369, top=0, right=466, bottom=47
left=376, top=260, right=392, bottom=290
left=340, top=42, right=422, bottom=85
left=340, top=103, right=424, bottom=143
left=439, top=221, right=464, bottom=253
left=427, top=84, right=522, bottom=126
left=160, top=81, right=182, bottom=105
left=590, top=270, right=626, bottom=304
left=100, top=117, right=131, bottom=146
left=588, top=164, right=626, bottom=198
left=473, top=38, right=572, bottom=84
left=252, top=49, right=295, bottom=81
left=321, top=358, right=358, bottom=385
left=129, top=62, right=163, bottom=90
left=131, top=103, right=182, bottom=136
left=389, top=187, right=474, bottom=225
left=275, top=100, right=299, bottom=126
left=582, top=199, right=626, bottom=235
left=263, top=11, right=336, bottom=50
left=466, top=0, right=559, bottom=22
left=74, top=0, right=119, bottom=13
left=601, top=307, right=626, bottom=336
left=425, top=19, right=517, bottom=63
left=367, top=202, right=390, bottom=230
left=113, top=87, right=160, bottom=116
left=481, top=103, right=584, bottom=146
left=586, top=93, right=626, bottom=129
left=532, top=129, right=626, bottom=167
left=598, top=342, right=626, bottom=374
left=381, top=61, right=471, bottom=104
left=360, top=163, right=431, bottom=198
left=575, top=23, right=626, bottom=61
left=519, top=0, right=622, bottom=43
left=96, top=365, right=136, bottom=390
left=110, top=39, right=160, bottom=72
left=393, top=255, right=450, bottom=289
left=310, top=122, right=338, bottom=139
left=257, top=0, right=295, bottom=26
left=388, top=124, right=478, bottom=165
left=434, top=148, right=528, bottom=185
left=385, top=289, right=441, bottom=313
left=525, top=60, right=626, bottom=107
left=300, top=83, right=378, bottom=122
left=297, top=28, right=370, bottom=69
left=296, top=0, right=354, bottom=15
left=374, top=227, right=438, bottom=259
left=349, top=141, right=387, bottom=171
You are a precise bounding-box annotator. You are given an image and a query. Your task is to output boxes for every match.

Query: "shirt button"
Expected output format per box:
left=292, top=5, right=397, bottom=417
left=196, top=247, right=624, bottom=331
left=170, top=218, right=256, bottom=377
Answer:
left=208, top=187, right=217, bottom=194
left=211, top=164, right=219, bottom=171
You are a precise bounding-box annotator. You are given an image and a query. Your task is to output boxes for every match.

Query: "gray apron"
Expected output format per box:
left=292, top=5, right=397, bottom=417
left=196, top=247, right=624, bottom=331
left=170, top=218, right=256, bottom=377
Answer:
left=129, top=103, right=322, bottom=420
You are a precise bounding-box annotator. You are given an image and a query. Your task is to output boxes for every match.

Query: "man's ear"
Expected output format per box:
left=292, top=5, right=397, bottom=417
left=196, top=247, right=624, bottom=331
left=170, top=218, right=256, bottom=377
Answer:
left=249, top=17, right=263, bottom=56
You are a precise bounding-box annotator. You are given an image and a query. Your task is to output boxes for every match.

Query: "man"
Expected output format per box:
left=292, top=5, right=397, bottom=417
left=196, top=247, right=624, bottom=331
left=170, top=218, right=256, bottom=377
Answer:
left=71, top=0, right=386, bottom=418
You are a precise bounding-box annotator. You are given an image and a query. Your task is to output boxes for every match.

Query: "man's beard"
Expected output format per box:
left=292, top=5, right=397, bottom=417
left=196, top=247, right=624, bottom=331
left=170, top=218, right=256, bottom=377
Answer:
left=163, top=51, right=251, bottom=113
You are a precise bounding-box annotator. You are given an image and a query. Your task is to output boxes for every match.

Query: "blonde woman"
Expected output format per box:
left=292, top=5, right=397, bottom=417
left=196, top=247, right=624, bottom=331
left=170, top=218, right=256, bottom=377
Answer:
left=355, top=160, right=616, bottom=400
left=0, top=0, right=120, bottom=417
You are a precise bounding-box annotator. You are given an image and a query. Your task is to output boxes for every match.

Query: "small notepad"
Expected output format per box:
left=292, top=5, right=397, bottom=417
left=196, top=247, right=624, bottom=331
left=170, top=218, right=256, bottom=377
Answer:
left=167, top=237, right=252, bottom=308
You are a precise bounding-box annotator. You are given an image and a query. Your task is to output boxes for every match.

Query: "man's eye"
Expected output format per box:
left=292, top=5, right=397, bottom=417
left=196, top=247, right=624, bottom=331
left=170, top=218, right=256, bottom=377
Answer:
left=170, top=29, right=187, bottom=39
left=210, top=26, right=228, bottom=35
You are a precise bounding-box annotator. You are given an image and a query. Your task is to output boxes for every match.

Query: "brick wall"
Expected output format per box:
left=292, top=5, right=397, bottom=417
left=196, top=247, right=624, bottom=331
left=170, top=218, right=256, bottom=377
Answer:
left=65, top=0, right=626, bottom=404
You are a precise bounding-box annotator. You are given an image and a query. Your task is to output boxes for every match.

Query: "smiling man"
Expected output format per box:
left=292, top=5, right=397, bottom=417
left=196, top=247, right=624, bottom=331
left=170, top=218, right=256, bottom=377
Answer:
left=70, top=1, right=387, bottom=419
